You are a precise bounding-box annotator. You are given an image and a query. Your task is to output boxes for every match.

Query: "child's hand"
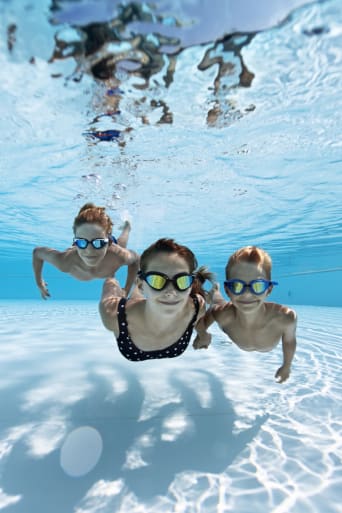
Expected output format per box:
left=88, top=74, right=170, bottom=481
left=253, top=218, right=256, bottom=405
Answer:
left=275, top=365, right=290, bottom=383
left=193, top=333, right=212, bottom=350
left=38, top=280, right=50, bottom=300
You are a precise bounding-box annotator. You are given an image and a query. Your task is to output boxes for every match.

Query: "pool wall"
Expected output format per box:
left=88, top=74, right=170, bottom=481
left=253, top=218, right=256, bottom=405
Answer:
left=2, top=256, right=341, bottom=306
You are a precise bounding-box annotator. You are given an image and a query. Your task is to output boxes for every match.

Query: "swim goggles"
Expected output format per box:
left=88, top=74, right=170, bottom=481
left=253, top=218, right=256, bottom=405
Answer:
left=224, top=279, right=278, bottom=295
left=138, top=271, right=195, bottom=291
left=73, top=238, right=109, bottom=250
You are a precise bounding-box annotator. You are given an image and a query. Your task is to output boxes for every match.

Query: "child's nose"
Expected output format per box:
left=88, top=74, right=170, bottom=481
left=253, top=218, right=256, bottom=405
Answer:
left=84, top=245, right=96, bottom=254
left=243, top=285, right=253, bottom=296
left=164, top=282, right=177, bottom=295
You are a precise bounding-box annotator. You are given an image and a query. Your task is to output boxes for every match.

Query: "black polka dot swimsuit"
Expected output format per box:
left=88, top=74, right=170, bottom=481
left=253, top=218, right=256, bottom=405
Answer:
left=116, top=295, right=200, bottom=361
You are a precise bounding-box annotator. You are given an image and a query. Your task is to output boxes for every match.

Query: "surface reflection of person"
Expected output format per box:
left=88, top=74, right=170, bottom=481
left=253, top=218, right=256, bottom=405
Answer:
left=99, top=238, right=214, bottom=361
left=194, top=246, right=297, bottom=383
left=32, top=203, right=139, bottom=299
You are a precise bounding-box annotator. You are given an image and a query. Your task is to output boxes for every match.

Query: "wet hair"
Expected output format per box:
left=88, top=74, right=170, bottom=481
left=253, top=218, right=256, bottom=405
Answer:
left=225, top=246, right=272, bottom=280
left=73, top=203, right=113, bottom=238
left=140, top=238, right=214, bottom=298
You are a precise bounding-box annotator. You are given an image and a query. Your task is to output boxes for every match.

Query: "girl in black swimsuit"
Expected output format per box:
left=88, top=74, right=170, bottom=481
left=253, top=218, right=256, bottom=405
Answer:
left=99, top=238, right=214, bottom=361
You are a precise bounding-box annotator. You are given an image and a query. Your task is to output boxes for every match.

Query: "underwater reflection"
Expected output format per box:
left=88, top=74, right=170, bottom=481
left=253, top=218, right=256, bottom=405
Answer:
left=47, top=1, right=257, bottom=130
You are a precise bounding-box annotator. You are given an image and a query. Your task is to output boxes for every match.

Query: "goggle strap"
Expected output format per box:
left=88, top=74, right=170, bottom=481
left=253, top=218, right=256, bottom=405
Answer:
left=73, top=238, right=108, bottom=249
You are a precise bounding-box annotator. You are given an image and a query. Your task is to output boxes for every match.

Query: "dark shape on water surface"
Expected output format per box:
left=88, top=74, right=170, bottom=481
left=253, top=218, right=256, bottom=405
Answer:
left=83, top=129, right=122, bottom=141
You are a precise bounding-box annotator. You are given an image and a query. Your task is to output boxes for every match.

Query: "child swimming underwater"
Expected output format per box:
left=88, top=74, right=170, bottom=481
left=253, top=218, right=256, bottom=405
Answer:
left=99, top=238, right=214, bottom=361
left=194, top=246, right=297, bottom=383
left=32, top=203, right=139, bottom=299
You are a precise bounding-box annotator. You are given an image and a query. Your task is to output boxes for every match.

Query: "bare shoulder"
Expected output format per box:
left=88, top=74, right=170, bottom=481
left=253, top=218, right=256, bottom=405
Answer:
left=57, top=247, right=79, bottom=272
left=211, top=301, right=235, bottom=325
left=101, top=295, right=143, bottom=315
left=99, top=289, right=148, bottom=336
left=267, top=302, right=297, bottom=326
left=108, top=244, right=139, bottom=264
left=114, top=297, right=145, bottom=322
left=33, top=245, right=75, bottom=272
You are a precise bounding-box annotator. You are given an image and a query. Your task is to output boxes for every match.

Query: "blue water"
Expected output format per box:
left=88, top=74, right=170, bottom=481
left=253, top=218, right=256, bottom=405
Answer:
left=0, top=1, right=341, bottom=512
left=0, top=0, right=341, bottom=304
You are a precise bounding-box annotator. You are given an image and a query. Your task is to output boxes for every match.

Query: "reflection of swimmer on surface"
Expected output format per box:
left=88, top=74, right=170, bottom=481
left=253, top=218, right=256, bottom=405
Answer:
left=32, top=203, right=139, bottom=299
left=48, top=4, right=256, bottom=128
left=49, top=2, right=180, bottom=84
left=199, top=32, right=256, bottom=126
left=194, top=246, right=297, bottom=383
left=99, top=238, right=215, bottom=361
left=199, top=32, right=256, bottom=93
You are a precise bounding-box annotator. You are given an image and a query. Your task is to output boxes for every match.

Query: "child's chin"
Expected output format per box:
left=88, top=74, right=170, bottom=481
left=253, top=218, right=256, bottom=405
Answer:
left=236, top=299, right=260, bottom=308
left=83, top=257, right=101, bottom=267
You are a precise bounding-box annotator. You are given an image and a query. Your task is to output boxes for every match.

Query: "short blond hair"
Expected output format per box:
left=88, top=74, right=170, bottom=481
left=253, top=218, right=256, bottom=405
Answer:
left=225, top=246, right=272, bottom=280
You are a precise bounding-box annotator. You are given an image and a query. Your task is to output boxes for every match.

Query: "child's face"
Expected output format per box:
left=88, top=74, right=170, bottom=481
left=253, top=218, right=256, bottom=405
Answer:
left=225, top=261, right=272, bottom=311
left=140, top=252, right=192, bottom=312
left=74, top=222, right=109, bottom=267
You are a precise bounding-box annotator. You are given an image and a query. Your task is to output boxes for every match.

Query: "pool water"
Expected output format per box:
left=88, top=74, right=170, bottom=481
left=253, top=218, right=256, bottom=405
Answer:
left=0, top=0, right=341, bottom=511
left=0, top=0, right=341, bottom=304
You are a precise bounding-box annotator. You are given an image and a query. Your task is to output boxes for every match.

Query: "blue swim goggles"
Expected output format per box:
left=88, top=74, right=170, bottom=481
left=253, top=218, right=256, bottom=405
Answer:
left=224, top=279, right=278, bottom=295
left=73, top=237, right=109, bottom=249
left=138, top=271, right=195, bottom=291
left=73, top=235, right=118, bottom=250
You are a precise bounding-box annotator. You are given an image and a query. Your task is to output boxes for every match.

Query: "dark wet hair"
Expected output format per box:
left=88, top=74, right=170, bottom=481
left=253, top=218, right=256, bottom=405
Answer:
left=225, top=246, right=272, bottom=280
left=140, top=238, right=214, bottom=298
left=73, top=203, right=113, bottom=238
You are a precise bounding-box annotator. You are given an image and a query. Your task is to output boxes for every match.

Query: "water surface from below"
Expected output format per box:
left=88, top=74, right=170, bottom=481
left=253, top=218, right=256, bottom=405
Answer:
left=0, top=0, right=341, bottom=304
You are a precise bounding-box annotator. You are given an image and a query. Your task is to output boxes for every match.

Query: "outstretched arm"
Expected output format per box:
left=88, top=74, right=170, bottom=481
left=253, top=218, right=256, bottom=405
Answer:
left=32, top=247, right=66, bottom=299
left=122, top=250, right=140, bottom=297
left=275, top=310, right=297, bottom=383
left=99, top=277, right=125, bottom=332
left=116, top=220, right=131, bottom=248
left=193, top=307, right=216, bottom=349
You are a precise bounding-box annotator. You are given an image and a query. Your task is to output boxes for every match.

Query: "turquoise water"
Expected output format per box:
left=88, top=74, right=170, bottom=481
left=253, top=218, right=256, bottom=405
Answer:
left=0, top=0, right=341, bottom=304
left=0, top=1, right=341, bottom=512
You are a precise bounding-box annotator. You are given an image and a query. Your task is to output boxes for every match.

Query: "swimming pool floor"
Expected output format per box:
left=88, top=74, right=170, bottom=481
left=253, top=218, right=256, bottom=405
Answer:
left=0, top=301, right=341, bottom=513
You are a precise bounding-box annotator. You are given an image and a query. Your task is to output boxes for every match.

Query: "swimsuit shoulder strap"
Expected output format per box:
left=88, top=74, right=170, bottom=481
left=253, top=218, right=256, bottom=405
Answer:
left=190, top=294, right=200, bottom=326
left=117, top=297, right=128, bottom=325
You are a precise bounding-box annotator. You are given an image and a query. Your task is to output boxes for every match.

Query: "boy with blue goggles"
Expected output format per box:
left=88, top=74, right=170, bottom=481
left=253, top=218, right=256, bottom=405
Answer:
left=193, top=246, right=297, bottom=384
